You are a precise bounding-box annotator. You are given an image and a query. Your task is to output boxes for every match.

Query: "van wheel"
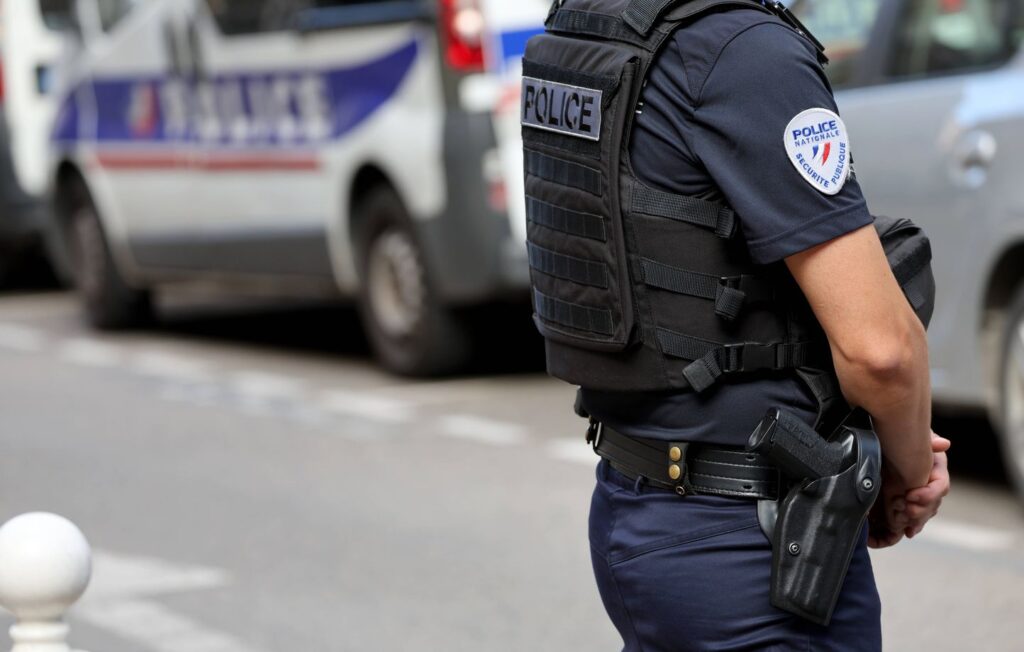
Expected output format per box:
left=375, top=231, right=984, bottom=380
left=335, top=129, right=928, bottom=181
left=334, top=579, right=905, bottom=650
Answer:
left=998, top=286, right=1024, bottom=499
left=355, top=187, right=471, bottom=376
left=68, top=193, right=152, bottom=329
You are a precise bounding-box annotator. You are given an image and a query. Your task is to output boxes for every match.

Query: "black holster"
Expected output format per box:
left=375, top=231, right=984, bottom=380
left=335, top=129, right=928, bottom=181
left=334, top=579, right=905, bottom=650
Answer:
left=748, top=409, right=882, bottom=626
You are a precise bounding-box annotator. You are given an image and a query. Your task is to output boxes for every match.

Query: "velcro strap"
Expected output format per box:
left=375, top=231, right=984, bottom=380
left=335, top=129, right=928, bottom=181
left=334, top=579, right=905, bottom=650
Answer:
left=631, top=184, right=737, bottom=238
left=638, top=259, right=771, bottom=321
left=547, top=9, right=656, bottom=48
left=621, top=0, right=679, bottom=35
left=526, top=196, right=607, bottom=242
left=890, top=239, right=932, bottom=286
left=525, top=150, right=602, bottom=196
left=528, top=242, right=608, bottom=288
left=534, top=289, right=614, bottom=335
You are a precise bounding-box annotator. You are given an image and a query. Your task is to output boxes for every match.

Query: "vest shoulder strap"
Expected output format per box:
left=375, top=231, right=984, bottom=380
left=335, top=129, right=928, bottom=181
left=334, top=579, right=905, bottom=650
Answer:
left=546, top=0, right=770, bottom=49
left=623, top=0, right=768, bottom=36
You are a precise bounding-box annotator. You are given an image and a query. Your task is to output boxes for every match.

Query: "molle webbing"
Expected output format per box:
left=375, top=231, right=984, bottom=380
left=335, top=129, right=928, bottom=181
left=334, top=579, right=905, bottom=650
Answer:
left=528, top=242, right=609, bottom=288
left=526, top=196, right=607, bottom=241
left=534, top=289, right=614, bottom=335
left=525, top=150, right=602, bottom=196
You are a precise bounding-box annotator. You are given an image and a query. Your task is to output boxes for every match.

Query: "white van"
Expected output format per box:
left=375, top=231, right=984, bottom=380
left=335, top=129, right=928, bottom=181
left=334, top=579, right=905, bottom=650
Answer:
left=0, top=0, right=68, bottom=280
left=49, top=0, right=547, bottom=374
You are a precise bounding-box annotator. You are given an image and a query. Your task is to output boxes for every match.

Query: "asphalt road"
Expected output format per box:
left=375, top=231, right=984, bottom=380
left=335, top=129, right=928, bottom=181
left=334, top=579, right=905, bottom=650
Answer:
left=0, top=291, right=1021, bottom=651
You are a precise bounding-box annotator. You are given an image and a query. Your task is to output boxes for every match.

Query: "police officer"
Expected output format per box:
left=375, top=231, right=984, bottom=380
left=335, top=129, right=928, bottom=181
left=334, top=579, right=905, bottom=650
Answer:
left=521, top=0, right=951, bottom=648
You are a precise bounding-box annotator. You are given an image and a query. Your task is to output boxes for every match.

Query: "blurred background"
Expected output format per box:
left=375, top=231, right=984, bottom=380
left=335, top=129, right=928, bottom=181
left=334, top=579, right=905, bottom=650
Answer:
left=0, top=0, right=1021, bottom=649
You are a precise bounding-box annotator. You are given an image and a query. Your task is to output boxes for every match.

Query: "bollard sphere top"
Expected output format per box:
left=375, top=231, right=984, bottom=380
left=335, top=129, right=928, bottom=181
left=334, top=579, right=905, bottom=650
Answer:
left=0, top=512, right=92, bottom=620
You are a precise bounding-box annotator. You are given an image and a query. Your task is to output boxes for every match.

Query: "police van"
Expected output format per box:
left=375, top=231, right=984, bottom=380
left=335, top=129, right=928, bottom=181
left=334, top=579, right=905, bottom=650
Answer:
left=48, top=0, right=548, bottom=374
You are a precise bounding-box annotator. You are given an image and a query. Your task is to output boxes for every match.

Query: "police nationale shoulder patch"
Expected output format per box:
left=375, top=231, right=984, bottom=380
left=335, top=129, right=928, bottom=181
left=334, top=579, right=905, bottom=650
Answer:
left=784, top=108, right=850, bottom=196
left=521, top=77, right=602, bottom=141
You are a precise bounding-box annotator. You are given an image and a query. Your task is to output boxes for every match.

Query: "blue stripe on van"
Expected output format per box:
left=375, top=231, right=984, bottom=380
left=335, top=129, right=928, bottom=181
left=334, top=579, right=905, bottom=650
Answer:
left=53, top=39, right=419, bottom=147
left=495, top=27, right=544, bottom=70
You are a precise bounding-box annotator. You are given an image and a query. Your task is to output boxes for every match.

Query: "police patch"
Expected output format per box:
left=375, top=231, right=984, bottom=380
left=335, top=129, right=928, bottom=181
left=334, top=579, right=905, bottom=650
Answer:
left=784, top=108, right=851, bottom=196
left=521, top=77, right=602, bottom=141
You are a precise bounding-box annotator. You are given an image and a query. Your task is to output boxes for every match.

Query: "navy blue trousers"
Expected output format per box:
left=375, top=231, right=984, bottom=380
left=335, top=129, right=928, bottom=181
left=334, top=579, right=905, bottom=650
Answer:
left=589, top=460, right=882, bottom=651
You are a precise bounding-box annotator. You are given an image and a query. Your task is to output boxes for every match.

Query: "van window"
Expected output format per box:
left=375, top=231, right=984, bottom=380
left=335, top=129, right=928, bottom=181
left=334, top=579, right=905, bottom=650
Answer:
left=96, top=0, right=141, bottom=32
left=888, top=0, right=1023, bottom=78
left=790, top=0, right=884, bottom=88
left=38, top=0, right=77, bottom=31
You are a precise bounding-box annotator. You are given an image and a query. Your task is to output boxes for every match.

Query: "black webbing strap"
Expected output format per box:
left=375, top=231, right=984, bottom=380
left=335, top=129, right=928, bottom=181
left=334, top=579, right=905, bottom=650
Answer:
left=547, top=9, right=660, bottom=49
left=631, top=184, right=736, bottom=238
left=637, top=258, right=773, bottom=321
left=655, top=328, right=819, bottom=392
left=622, top=0, right=681, bottom=35
left=534, top=289, right=614, bottom=336
left=525, top=150, right=602, bottom=196
left=528, top=242, right=609, bottom=288
left=526, top=196, right=607, bottom=242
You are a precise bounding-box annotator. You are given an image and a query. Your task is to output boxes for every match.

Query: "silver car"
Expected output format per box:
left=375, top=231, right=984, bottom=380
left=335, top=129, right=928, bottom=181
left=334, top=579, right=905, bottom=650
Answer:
left=792, top=0, right=1024, bottom=492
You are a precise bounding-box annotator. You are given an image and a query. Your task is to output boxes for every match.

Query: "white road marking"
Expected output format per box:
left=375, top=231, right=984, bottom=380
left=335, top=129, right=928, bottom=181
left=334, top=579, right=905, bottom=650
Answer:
left=0, top=323, right=44, bottom=352
left=76, top=551, right=266, bottom=652
left=545, top=438, right=598, bottom=467
left=132, top=351, right=215, bottom=383
left=85, top=551, right=228, bottom=599
left=438, top=414, right=529, bottom=447
left=59, top=338, right=124, bottom=368
left=918, top=520, right=1017, bottom=552
left=229, top=371, right=305, bottom=400
left=318, top=389, right=416, bottom=424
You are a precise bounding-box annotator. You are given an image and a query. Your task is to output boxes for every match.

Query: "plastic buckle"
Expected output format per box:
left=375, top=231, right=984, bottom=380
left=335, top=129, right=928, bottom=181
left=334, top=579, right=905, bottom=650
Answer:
left=722, top=343, right=745, bottom=373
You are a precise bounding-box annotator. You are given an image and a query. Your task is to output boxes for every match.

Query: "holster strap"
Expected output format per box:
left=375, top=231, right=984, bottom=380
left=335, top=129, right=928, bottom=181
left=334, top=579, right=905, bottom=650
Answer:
left=591, top=422, right=780, bottom=499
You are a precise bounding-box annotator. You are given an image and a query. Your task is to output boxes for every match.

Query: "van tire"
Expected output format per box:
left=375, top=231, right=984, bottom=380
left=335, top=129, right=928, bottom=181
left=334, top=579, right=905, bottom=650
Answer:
left=998, top=284, right=1024, bottom=499
left=355, top=186, right=471, bottom=376
left=67, top=190, right=152, bottom=329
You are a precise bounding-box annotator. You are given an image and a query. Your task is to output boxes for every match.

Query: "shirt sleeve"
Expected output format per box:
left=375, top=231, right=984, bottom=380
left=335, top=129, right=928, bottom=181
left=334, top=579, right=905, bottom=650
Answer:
left=682, top=22, right=873, bottom=265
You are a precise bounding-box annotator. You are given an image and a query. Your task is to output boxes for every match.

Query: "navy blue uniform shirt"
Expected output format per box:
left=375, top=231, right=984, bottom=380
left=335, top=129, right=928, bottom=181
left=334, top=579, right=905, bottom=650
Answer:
left=580, top=7, right=873, bottom=446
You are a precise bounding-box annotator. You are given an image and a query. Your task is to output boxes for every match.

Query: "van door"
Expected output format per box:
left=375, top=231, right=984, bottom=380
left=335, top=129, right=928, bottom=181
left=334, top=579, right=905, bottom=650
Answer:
left=2, top=0, right=69, bottom=197
left=65, top=0, right=202, bottom=274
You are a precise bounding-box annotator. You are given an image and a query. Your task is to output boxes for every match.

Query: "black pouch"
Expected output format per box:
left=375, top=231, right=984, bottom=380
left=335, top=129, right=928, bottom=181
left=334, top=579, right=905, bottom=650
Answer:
left=748, top=409, right=882, bottom=626
left=875, top=214, right=935, bottom=328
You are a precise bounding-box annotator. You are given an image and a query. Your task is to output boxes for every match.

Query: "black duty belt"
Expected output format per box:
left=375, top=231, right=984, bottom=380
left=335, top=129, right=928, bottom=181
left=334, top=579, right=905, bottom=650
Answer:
left=587, top=421, right=781, bottom=500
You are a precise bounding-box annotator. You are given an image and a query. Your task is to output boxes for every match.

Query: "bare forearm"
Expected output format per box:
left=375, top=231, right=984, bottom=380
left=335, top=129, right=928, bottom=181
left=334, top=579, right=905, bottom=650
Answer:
left=833, top=322, right=933, bottom=488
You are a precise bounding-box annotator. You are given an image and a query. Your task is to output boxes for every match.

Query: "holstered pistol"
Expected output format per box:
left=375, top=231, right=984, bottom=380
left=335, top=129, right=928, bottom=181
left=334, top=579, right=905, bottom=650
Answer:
left=748, top=408, right=882, bottom=626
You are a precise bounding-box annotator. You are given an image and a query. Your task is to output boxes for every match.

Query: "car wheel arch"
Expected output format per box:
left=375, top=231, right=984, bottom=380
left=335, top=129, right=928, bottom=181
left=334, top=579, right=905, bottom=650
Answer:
left=981, top=241, right=1024, bottom=410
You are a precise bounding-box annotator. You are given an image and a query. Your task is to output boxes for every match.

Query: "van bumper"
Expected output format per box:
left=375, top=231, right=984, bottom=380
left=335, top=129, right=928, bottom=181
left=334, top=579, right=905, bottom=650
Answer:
left=417, top=109, right=530, bottom=305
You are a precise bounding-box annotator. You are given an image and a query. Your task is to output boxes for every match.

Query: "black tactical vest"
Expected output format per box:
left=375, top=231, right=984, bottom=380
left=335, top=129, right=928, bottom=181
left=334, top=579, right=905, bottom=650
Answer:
left=522, top=0, right=836, bottom=396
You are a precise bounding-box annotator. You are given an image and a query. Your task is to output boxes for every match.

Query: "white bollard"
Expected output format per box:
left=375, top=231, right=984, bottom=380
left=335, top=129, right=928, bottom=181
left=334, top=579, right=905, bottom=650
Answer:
left=0, top=513, right=91, bottom=652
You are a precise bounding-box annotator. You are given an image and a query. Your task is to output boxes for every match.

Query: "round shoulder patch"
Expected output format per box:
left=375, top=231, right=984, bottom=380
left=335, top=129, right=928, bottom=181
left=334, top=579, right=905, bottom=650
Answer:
left=783, top=108, right=851, bottom=196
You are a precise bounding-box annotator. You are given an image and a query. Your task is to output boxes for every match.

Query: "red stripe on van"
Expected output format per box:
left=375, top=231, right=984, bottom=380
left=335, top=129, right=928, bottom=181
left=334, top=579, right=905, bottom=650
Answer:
left=94, top=151, right=321, bottom=172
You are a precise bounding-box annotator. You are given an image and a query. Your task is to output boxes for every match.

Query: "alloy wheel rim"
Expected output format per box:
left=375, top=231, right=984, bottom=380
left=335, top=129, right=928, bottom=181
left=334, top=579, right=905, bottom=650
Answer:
left=366, top=228, right=426, bottom=340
